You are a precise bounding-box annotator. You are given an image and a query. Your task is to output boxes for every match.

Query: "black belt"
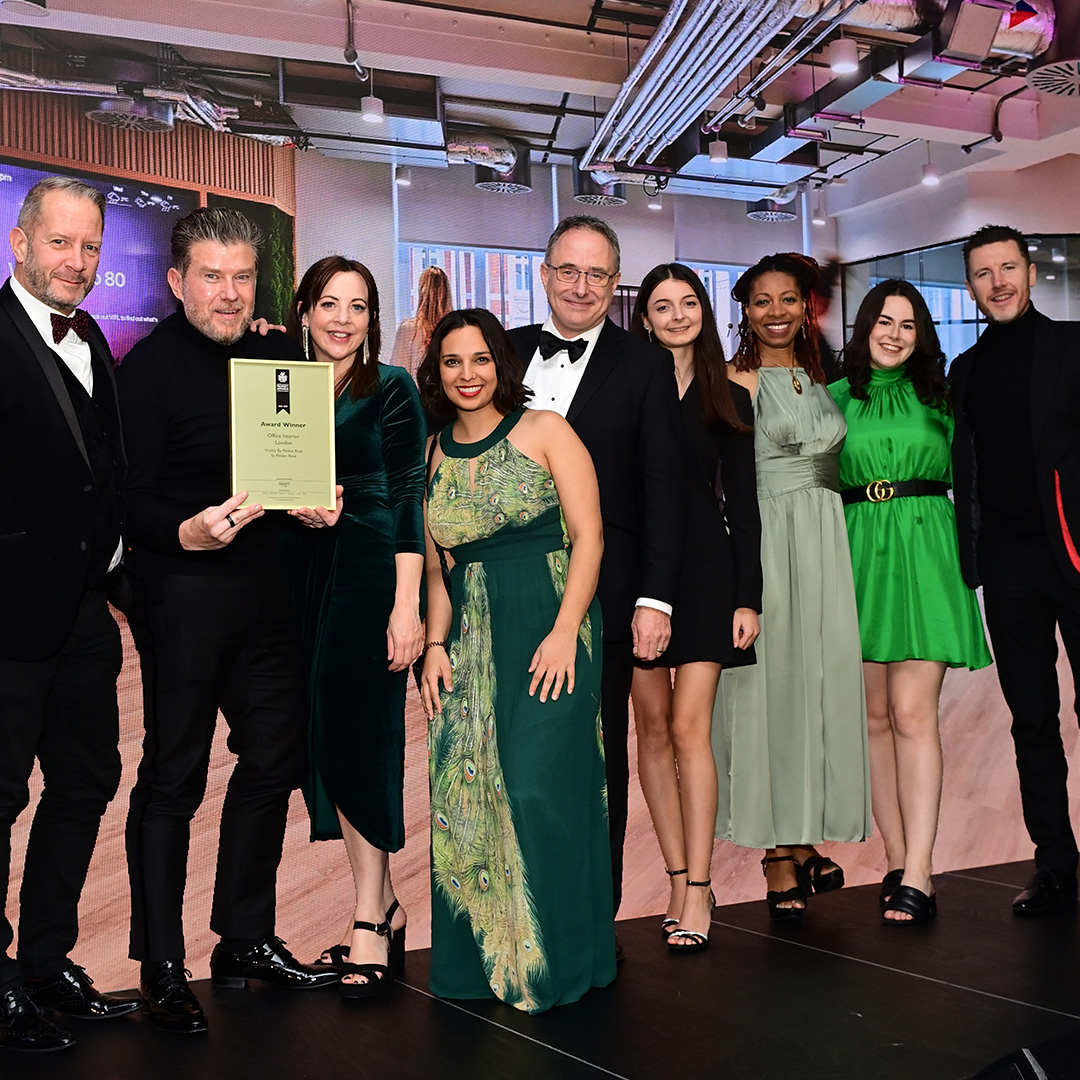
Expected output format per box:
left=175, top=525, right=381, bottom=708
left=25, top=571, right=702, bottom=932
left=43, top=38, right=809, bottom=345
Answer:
left=841, top=479, right=950, bottom=505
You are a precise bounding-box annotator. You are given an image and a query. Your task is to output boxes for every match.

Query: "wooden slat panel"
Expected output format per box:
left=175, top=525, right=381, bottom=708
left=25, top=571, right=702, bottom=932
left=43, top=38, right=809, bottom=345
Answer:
left=0, top=90, right=295, bottom=214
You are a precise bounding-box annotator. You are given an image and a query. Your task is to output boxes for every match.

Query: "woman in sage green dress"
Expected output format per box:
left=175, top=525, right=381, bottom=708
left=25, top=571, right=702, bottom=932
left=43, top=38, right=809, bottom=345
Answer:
left=284, top=257, right=426, bottom=998
left=418, top=308, right=615, bottom=1013
left=715, top=253, right=871, bottom=923
left=830, top=279, right=990, bottom=925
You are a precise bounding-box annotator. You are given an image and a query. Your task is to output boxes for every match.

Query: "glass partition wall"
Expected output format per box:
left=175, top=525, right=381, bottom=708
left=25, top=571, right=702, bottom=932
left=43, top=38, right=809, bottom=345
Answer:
left=842, top=236, right=1080, bottom=368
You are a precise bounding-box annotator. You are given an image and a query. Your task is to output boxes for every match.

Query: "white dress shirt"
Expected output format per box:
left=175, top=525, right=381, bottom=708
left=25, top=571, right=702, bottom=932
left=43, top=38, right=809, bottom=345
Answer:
left=521, top=316, right=671, bottom=618
left=11, top=274, right=123, bottom=570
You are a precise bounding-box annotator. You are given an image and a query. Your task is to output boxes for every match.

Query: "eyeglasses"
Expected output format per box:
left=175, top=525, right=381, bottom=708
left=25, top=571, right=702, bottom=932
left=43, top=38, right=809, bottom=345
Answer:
left=545, top=264, right=615, bottom=287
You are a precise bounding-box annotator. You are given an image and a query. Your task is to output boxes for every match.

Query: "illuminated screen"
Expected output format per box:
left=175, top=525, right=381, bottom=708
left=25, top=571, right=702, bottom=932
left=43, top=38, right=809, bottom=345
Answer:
left=0, top=158, right=198, bottom=360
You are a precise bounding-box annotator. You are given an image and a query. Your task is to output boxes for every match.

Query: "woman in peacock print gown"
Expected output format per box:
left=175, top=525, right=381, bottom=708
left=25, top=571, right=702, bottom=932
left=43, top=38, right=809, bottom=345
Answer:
left=417, top=308, right=616, bottom=1013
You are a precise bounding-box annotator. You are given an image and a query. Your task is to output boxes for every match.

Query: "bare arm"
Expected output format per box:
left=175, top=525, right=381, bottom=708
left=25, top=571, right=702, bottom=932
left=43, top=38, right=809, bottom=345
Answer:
left=518, top=413, right=603, bottom=702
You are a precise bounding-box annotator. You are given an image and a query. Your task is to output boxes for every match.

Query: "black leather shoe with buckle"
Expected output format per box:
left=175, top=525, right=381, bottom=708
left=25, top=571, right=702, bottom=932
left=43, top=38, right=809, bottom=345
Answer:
left=25, top=962, right=141, bottom=1021
left=1012, top=869, right=1078, bottom=917
left=209, top=936, right=339, bottom=990
left=0, top=987, right=75, bottom=1052
left=140, top=960, right=208, bottom=1035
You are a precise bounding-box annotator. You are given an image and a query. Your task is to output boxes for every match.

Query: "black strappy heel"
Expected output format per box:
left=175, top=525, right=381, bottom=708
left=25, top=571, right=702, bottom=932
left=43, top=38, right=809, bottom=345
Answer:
left=661, top=868, right=688, bottom=937
left=339, top=918, right=393, bottom=1000
left=762, top=855, right=805, bottom=924
left=667, top=878, right=714, bottom=952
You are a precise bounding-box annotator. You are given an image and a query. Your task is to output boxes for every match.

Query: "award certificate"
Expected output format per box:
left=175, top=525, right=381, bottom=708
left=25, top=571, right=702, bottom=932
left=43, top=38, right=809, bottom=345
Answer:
left=229, top=357, right=336, bottom=510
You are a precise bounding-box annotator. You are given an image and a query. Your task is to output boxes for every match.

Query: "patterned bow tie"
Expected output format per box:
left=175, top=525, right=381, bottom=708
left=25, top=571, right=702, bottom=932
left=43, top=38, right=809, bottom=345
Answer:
left=538, top=330, right=587, bottom=363
left=51, top=309, right=92, bottom=345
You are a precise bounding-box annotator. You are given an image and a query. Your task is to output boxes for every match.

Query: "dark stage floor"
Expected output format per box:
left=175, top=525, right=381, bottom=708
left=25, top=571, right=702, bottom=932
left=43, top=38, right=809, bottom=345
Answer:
left=5, top=861, right=1079, bottom=1080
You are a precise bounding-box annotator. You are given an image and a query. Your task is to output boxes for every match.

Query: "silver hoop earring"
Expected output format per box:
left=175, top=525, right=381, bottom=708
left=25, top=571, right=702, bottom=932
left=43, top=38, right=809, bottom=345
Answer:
left=362, top=337, right=370, bottom=365
left=301, top=324, right=310, bottom=359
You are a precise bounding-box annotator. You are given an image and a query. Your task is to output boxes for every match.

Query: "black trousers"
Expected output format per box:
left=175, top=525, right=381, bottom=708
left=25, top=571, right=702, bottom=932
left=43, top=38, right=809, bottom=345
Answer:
left=601, top=642, right=634, bottom=918
left=980, top=538, right=1080, bottom=877
left=125, top=572, right=306, bottom=962
left=0, top=589, right=122, bottom=991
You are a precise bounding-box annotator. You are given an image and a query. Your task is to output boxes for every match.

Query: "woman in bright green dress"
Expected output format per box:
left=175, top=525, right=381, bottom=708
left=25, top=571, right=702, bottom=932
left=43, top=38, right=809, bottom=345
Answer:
left=830, top=279, right=991, bottom=925
left=417, top=308, right=615, bottom=1013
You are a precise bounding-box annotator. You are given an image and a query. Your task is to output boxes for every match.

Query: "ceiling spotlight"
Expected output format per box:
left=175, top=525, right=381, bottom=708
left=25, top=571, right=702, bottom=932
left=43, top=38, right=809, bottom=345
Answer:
left=1028, top=243, right=1039, bottom=252
left=921, top=142, right=939, bottom=187
left=648, top=195, right=663, bottom=211
left=395, top=166, right=412, bottom=187
left=361, top=94, right=384, bottom=124
left=0, top=0, right=48, bottom=14
left=1052, top=247, right=1065, bottom=263
left=708, top=138, right=728, bottom=164
left=830, top=37, right=859, bottom=76
left=1046, top=274, right=1057, bottom=281
left=811, top=197, right=827, bottom=226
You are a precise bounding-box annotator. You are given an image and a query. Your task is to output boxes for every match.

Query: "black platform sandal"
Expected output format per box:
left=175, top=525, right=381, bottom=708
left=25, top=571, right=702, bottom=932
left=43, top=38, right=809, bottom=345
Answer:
left=882, top=884, right=936, bottom=926
left=385, top=899, right=406, bottom=976
left=762, top=855, right=805, bottom=924
left=792, top=847, right=845, bottom=895
left=661, top=868, right=688, bottom=937
left=339, top=919, right=393, bottom=1000
left=879, top=868, right=904, bottom=908
left=667, top=878, right=713, bottom=952
left=313, top=943, right=348, bottom=971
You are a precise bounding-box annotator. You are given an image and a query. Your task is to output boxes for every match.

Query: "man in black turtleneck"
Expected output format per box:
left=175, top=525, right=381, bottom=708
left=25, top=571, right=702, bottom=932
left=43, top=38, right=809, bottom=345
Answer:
left=951, top=223, right=1080, bottom=917
left=118, top=208, right=339, bottom=1035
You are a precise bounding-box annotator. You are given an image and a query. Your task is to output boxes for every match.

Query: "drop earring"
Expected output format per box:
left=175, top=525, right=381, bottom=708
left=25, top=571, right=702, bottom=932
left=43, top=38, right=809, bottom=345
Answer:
left=362, top=337, right=370, bottom=365
left=646, top=326, right=653, bottom=342
left=301, top=323, right=310, bottom=359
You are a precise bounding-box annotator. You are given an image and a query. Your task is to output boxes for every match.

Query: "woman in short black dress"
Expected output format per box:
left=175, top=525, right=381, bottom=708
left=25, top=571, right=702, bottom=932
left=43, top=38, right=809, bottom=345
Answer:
left=629, top=263, right=762, bottom=950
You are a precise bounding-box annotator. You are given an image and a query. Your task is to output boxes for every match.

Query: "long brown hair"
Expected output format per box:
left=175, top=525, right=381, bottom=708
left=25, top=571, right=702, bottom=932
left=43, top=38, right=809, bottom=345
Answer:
left=841, top=279, right=950, bottom=410
left=731, top=252, right=826, bottom=385
left=630, top=263, right=749, bottom=433
left=287, top=255, right=381, bottom=399
left=414, top=266, right=452, bottom=350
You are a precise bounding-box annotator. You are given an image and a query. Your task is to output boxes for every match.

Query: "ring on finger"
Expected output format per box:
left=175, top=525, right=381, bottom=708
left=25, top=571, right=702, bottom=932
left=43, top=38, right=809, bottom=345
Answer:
left=225, top=513, right=236, bottom=528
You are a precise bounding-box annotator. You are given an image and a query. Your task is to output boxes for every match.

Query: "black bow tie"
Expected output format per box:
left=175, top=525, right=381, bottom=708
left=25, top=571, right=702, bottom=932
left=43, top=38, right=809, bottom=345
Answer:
left=539, top=330, right=587, bottom=363
left=50, top=310, right=92, bottom=345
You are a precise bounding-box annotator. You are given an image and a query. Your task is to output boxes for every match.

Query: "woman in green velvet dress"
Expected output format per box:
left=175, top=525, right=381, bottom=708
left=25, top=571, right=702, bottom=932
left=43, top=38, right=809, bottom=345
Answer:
left=284, top=256, right=427, bottom=997
left=418, top=308, right=615, bottom=1013
left=830, top=279, right=990, bottom=925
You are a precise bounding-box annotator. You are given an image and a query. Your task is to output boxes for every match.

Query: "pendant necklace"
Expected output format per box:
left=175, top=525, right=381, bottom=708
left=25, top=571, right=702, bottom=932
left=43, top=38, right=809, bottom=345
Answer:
left=789, top=367, right=803, bottom=394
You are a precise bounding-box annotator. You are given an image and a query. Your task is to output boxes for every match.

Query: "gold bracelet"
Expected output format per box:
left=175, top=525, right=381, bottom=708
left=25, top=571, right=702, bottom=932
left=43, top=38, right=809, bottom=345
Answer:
left=423, top=640, right=447, bottom=653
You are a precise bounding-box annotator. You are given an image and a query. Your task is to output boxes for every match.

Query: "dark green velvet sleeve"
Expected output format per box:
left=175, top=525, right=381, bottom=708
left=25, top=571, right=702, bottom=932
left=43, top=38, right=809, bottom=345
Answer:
left=379, top=365, right=427, bottom=555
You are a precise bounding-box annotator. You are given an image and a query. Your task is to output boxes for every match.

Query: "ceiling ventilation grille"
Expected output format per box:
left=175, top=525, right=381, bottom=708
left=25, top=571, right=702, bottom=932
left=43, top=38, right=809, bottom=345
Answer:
left=746, top=198, right=796, bottom=222
left=85, top=97, right=174, bottom=132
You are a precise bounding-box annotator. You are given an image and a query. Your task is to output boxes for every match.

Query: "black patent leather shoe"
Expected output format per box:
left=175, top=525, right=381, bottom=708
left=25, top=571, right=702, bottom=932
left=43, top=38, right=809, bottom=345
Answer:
left=1012, top=869, right=1078, bottom=916
left=209, top=936, right=339, bottom=990
left=25, top=962, right=141, bottom=1021
left=0, top=987, right=75, bottom=1052
left=140, top=961, right=208, bottom=1034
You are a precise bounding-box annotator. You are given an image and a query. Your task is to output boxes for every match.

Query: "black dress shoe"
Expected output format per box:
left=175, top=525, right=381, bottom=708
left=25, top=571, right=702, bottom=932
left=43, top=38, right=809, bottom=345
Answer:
left=0, top=987, right=75, bottom=1052
left=1012, top=869, right=1078, bottom=917
left=140, top=961, right=208, bottom=1035
left=209, top=936, right=339, bottom=990
left=25, top=962, right=141, bottom=1021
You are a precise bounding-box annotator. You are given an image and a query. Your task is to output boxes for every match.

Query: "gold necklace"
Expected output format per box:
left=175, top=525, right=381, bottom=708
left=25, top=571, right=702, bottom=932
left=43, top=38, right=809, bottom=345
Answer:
left=763, top=361, right=802, bottom=394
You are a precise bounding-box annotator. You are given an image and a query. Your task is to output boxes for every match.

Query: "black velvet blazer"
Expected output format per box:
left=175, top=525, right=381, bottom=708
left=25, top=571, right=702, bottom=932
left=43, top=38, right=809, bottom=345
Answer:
left=0, top=279, right=123, bottom=661
left=949, top=307, right=1080, bottom=590
left=508, top=318, right=687, bottom=643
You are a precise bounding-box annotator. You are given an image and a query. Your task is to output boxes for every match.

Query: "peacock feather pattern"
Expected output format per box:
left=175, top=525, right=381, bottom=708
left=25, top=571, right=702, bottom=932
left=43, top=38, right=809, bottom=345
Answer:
left=427, top=437, right=572, bottom=1012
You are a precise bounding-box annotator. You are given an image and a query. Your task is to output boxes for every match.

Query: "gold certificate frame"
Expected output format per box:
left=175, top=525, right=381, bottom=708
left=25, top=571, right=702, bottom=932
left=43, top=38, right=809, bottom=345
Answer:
left=229, top=357, right=336, bottom=510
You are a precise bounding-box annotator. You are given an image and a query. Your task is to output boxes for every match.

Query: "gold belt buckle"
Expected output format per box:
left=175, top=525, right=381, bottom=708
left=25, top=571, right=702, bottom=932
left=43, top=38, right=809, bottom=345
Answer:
left=866, top=479, right=895, bottom=502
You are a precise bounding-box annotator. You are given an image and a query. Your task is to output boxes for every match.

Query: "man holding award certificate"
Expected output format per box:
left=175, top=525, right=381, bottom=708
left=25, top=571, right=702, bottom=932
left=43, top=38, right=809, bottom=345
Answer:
left=117, top=207, right=341, bottom=1035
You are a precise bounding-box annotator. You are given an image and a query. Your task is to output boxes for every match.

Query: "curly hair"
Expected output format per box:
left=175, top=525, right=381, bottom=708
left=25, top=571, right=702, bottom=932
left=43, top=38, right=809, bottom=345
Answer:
left=630, top=262, right=749, bottom=433
left=416, top=308, right=533, bottom=426
left=730, top=252, right=826, bottom=385
left=841, top=279, right=950, bottom=411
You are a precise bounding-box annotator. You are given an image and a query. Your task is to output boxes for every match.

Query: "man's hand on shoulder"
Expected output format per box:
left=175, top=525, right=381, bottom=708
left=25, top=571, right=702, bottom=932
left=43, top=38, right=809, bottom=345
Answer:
left=632, top=605, right=671, bottom=661
left=179, top=491, right=264, bottom=550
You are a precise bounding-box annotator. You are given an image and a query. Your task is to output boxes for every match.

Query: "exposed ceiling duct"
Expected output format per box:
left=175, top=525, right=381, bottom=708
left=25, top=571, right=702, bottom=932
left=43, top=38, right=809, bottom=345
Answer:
left=474, top=141, right=532, bottom=193
left=446, top=131, right=517, bottom=171
left=85, top=96, right=175, bottom=131
left=573, top=163, right=628, bottom=205
left=746, top=198, right=798, bottom=221
left=1028, top=0, right=1080, bottom=96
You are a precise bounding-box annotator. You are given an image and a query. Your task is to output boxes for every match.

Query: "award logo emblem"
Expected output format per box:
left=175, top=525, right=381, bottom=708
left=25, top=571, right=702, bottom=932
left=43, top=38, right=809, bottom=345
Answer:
left=276, top=368, right=291, bottom=414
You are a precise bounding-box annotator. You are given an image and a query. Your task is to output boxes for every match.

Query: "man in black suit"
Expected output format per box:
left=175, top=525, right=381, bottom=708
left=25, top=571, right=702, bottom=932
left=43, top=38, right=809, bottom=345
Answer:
left=118, top=208, right=339, bottom=1035
left=951, top=223, right=1080, bottom=916
left=0, top=176, right=141, bottom=1053
left=508, top=215, right=685, bottom=921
